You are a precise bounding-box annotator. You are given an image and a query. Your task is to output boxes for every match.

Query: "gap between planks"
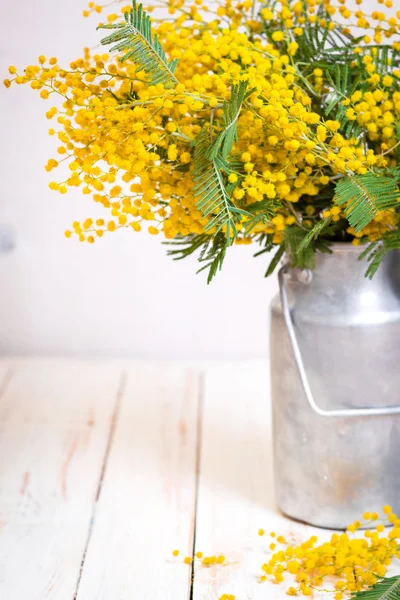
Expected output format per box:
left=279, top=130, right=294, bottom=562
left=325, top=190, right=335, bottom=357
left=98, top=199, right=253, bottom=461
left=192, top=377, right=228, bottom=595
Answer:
left=189, top=371, right=205, bottom=600
left=73, top=370, right=127, bottom=600
left=0, top=359, right=127, bottom=599
left=74, top=366, right=204, bottom=600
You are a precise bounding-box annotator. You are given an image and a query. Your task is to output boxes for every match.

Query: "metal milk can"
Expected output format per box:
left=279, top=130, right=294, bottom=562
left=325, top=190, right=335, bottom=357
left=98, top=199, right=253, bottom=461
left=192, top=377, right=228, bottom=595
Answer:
left=270, top=243, right=400, bottom=529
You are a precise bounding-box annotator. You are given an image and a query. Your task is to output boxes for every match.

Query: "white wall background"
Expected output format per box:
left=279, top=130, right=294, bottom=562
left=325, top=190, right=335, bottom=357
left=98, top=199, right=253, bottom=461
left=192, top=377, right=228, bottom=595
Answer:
left=0, top=0, right=278, bottom=358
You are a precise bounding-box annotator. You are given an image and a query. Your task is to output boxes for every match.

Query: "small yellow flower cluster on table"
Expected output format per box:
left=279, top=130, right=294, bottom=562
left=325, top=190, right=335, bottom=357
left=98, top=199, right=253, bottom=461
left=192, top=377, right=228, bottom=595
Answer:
left=172, top=550, right=234, bottom=599
left=173, top=507, right=400, bottom=599
left=258, top=506, right=400, bottom=597
left=172, top=549, right=227, bottom=566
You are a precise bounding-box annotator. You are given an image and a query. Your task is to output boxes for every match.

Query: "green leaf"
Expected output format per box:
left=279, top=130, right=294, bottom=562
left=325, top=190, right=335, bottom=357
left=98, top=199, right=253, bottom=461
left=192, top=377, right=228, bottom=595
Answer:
left=361, top=229, right=400, bottom=279
left=164, top=234, right=210, bottom=260
left=334, top=173, right=400, bottom=233
left=244, top=198, right=282, bottom=235
left=196, top=233, right=228, bottom=284
left=349, top=575, right=400, bottom=600
left=323, top=61, right=366, bottom=135
left=173, top=82, right=256, bottom=278
left=253, top=233, right=274, bottom=258
left=325, top=90, right=343, bottom=117
left=332, top=61, right=349, bottom=95
left=296, top=216, right=333, bottom=254
left=99, top=0, right=178, bottom=88
left=253, top=217, right=336, bottom=276
left=284, top=225, right=317, bottom=270
left=192, top=129, right=244, bottom=242
left=246, top=197, right=282, bottom=215
left=374, top=45, right=390, bottom=77
left=206, top=81, right=256, bottom=160
left=265, top=244, right=285, bottom=277
left=164, top=233, right=227, bottom=284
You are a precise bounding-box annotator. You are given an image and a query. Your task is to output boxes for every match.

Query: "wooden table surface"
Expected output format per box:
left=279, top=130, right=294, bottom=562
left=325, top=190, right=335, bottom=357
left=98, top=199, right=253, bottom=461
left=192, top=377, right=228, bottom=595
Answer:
left=0, top=359, right=330, bottom=599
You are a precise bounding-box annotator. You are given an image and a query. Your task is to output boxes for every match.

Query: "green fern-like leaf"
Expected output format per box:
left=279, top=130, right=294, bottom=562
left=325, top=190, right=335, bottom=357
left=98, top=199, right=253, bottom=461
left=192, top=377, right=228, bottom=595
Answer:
left=196, top=232, right=228, bottom=283
left=324, top=62, right=363, bottom=135
left=192, top=83, right=255, bottom=243
left=334, top=173, right=400, bottom=233
left=165, top=234, right=210, bottom=261
left=350, top=575, right=400, bottom=600
left=253, top=233, right=274, bottom=258
left=244, top=198, right=282, bottom=235
left=360, top=229, right=400, bottom=279
left=164, top=233, right=228, bottom=283
left=284, top=225, right=317, bottom=270
left=265, top=243, right=285, bottom=277
left=192, top=129, right=247, bottom=242
left=207, top=81, right=256, bottom=160
left=296, top=216, right=333, bottom=254
left=99, top=0, right=178, bottom=88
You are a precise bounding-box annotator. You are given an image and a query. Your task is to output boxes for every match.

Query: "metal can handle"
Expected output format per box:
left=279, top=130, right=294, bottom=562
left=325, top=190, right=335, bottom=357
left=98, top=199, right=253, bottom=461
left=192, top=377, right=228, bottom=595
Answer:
left=278, top=265, right=400, bottom=418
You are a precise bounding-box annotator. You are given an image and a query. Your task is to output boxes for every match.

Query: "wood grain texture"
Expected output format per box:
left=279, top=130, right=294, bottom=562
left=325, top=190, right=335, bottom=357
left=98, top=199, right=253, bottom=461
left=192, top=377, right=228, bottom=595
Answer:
left=0, top=359, right=339, bottom=600
left=75, top=364, right=200, bottom=600
left=192, top=361, right=320, bottom=600
left=0, top=359, right=122, bottom=600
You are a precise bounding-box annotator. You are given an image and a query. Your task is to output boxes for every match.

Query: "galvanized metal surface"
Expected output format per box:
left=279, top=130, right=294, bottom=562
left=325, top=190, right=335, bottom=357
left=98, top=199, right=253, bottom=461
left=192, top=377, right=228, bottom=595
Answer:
left=270, top=244, right=400, bottom=529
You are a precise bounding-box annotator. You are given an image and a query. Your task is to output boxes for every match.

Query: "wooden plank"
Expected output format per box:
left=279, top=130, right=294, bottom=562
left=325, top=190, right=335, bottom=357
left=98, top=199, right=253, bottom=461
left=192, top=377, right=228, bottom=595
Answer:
left=192, top=361, right=319, bottom=600
left=76, top=365, right=200, bottom=600
left=0, top=359, right=122, bottom=600
left=0, top=360, right=14, bottom=398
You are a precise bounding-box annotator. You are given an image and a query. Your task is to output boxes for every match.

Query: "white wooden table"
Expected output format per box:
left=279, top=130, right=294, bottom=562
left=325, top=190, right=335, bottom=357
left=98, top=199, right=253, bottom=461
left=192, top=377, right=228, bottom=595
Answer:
left=0, top=359, right=326, bottom=599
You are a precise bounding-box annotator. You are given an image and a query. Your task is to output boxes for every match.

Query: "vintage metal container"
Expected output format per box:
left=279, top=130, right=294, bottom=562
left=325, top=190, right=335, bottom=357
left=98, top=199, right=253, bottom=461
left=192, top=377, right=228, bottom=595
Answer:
left=270, top=243, right=400, bottom=529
